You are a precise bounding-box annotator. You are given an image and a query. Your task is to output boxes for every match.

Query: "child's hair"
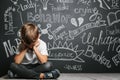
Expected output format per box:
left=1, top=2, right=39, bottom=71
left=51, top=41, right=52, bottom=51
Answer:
left=19, top=23, right=39, bottom=51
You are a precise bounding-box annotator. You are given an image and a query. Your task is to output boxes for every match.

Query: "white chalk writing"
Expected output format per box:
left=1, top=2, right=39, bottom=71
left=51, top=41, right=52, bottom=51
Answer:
left=77, top=0, right=91, bottom=6
left=57, top=0, right=73, bottom=3
left=81, top=31, right=120, bottom=52
left=84, top=45, right=111, bottom=68
left=64, top=64, right=82, bottom=71
left=4, top=7, right=17, bottom=35
left=20, top=0, right=36, bottom=11
left=112, top=45, right=120, bottom=66
left=69, top=20, right=106, bottom=40
left=27, top=9, right=71, bottom=23
left=48, top=41, right=85, bottom=63
left=3, top=38, right=21, bottom=58
left=74, top=7, right=97, bottom=16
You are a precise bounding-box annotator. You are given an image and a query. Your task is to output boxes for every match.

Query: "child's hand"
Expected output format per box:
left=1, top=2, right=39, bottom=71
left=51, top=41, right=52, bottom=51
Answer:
left=33, top=40, right=40, bottom=50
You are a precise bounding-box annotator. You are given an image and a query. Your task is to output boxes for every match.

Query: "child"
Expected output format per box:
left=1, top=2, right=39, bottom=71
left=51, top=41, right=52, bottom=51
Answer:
left=8, top=23, right=60, bottom=79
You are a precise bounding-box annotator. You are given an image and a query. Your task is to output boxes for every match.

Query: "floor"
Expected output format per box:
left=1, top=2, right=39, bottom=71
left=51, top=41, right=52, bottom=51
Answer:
left=1, top=73, right=120, bottom=80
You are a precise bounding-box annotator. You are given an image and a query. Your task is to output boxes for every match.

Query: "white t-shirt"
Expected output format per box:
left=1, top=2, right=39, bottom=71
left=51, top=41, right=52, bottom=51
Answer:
left=17, top=39, right=48, bottom=64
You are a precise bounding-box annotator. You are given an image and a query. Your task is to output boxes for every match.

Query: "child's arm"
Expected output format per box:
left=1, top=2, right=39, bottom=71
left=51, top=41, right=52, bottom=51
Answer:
left=33, top=41, right=48, bottom=64
left=14, top=49, right=27, bottom=64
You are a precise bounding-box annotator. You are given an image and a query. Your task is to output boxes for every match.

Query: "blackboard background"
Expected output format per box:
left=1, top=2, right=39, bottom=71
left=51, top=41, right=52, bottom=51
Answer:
left=0, top=0, right=120, bottom=77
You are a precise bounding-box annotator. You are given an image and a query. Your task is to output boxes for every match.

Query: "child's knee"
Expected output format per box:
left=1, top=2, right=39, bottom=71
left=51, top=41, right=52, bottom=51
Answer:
left=10, top=63, right=19, bottom=70
left=44, top=61, right=53, bottom=71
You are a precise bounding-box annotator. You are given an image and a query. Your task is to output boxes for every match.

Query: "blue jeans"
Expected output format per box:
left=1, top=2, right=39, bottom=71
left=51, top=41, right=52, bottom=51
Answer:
left=9, top=61, right=53, bottom=79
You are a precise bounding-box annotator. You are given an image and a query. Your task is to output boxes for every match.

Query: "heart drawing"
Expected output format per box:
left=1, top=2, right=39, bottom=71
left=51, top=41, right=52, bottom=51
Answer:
left=71, top=17, right=84, bottom=27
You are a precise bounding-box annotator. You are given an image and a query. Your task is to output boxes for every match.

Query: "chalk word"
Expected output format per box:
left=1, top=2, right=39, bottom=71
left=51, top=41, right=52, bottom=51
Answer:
left=74, top=7, right=97, bottom=16
left=112, top=45, right=120, bottom=66
left=3, top=38, right=20, bottom=58
left=19, top=0, right=37, bottom=11
left=50, top=25, right=68, bottom=40
left=48, top=41, right=84, bottom=63
left=84, top=45, right=111, bottom=68
left=4, top=7, right=16, bottom=35
left=81, top=30, right=120, bottom=52
left=51, top=31, right=68, bottom=41
left=112, top=53, right=120, bottom=66
left=81, top=30, right=118, bottom=45
left=64, top=64, right=82, bottom=71
left=77, top=0, right=91, bottom=6
left=57, top=0, right=73, bottom=3
left=52, top=24, right=65, bottom=35
left=27, top=9, right=71, bottom=24
left=51, top=4, right=69, bottom=12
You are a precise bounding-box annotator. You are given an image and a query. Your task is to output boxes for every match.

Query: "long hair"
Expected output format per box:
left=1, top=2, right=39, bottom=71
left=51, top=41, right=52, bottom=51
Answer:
left=19, top=23, right=39, bottom=51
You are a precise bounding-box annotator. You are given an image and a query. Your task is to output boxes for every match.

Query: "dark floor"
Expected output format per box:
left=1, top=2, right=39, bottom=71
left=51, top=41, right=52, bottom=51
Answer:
left=1, top=73, right=120, bottom=80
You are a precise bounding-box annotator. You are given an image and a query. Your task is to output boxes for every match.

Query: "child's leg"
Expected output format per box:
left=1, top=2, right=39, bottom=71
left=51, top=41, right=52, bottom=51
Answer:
left=32, top=61, right=53, bottom=73
left=32, top=61, right=60, bottom=79
left=9, top=63, right=39, bottom=79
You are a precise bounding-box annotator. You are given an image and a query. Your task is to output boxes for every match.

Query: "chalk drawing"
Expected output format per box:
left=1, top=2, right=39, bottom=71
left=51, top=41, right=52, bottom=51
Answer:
left=89, top=9, right=102, bottom=21
left=94, top=0, right=110, bottom=9
left=11, top=0, right=18, bottom=5
left=40, top=0, right=49, bottom=11
left=70, top=17, right=84, bottom=27
left=4, top=7, right=17, bottom=35
left=107, top=10, right=120, bottom=26
left=38, top=23, right=53, bottom=40
left=48, top=41, right=85, bottom=63
left=1, top=0, right=120, bottom=72
left=78, top=17, right=84, bottom=26
left=69, top=20, right=106, bottom=40
left=111, top=0, right=119, bottom=9
left=10, top=0, right=23, bottom=25
left=71, top=18, right=78, bottom=27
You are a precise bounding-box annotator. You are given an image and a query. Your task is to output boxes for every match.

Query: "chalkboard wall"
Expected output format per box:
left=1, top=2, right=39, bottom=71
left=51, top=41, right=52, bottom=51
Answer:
left=0, top=0, right=120, bottom=76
